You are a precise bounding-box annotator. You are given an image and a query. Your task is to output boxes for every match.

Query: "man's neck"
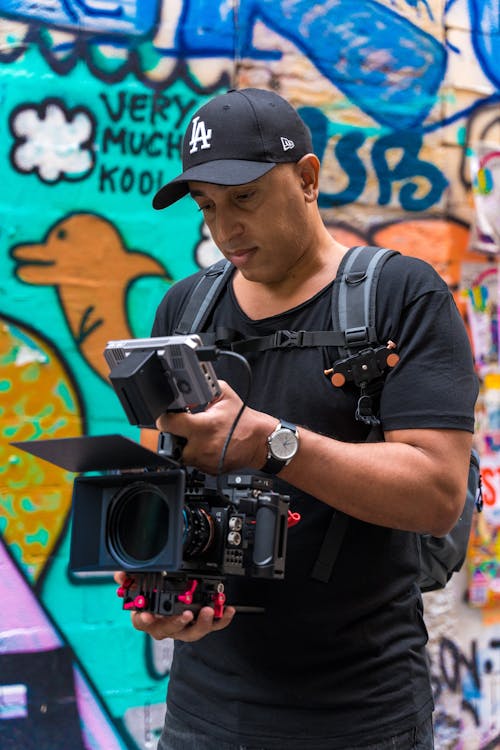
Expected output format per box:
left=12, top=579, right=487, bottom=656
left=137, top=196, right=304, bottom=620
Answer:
left=232, top=234, right=347, bottom=320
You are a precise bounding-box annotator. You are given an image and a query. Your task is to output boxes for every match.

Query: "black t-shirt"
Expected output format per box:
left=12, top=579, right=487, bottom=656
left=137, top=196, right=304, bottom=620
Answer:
left=151, top=252, right=478, bottom=749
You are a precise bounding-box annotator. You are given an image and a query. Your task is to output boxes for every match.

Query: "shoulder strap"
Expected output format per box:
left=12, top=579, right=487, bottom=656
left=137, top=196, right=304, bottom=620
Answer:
left=174, top=259, right=233, bottom=335
left=310, top=511, right=349, bottom=583
left=312, top=245, right=398, bottom=584
left=332, top=245, right=399, bottom=358
left=173, top=248, right=398, bottom=354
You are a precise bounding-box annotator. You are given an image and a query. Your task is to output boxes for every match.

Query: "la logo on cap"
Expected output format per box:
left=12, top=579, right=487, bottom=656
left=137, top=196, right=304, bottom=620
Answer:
left=281, top=137, right=295, bottom=151
left=189, top=116, right=212, bottom=154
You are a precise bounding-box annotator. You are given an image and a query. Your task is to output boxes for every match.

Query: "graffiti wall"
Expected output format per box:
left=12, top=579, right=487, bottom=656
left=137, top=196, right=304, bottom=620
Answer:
left=0, top=1, right=499, bottom=748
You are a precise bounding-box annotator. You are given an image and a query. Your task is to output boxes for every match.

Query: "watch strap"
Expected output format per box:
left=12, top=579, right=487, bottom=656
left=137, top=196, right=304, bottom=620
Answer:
left=260, top=454, right=286, bottom=476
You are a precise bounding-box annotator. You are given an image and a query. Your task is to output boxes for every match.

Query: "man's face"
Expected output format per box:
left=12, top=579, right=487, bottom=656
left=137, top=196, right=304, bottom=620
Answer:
left=188, top=163, right=312, bottom=285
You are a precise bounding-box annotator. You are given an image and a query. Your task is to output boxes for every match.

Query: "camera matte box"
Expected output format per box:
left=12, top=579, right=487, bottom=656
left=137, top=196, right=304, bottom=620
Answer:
left=12, top=434, right=186, bottom=573
left=70, top=470, right=186, bottom=572
left=11, top=434, right=178, bottom=472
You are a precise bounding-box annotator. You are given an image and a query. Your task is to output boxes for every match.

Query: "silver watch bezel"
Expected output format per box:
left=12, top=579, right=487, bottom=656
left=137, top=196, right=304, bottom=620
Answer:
left=267, top=423, right=299, bottom=464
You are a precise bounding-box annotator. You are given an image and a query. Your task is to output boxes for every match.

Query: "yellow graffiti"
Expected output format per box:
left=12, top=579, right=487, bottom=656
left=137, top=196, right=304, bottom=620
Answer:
left=0, top=318, right=83, bottom=581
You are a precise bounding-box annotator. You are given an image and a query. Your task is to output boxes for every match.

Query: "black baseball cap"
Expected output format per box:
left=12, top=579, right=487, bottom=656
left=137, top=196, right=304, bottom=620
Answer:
left=152, top=88, right=313, bottom=210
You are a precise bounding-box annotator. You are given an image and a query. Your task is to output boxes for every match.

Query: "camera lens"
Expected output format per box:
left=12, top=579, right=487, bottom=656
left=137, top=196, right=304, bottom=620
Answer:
left=183, top=504, right=215, bottom=558
left=108, top=482, right=169, bottom=565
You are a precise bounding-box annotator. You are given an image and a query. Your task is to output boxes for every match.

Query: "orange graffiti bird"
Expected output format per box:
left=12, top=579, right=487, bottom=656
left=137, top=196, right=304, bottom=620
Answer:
left=11, top=213, right=170, bottom=380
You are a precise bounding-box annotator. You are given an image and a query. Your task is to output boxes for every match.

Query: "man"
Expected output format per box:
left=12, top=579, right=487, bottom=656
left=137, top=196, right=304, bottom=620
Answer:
left=125, top=88, right=478, bottom=749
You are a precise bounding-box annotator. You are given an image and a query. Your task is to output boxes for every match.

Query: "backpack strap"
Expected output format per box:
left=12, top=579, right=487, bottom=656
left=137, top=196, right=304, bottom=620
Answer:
left=310, top=511, right=350, bottom=583
left=333, top=245, right=399, bottom=357
left=174, top=259, right=234, bottom=336
left=312, top=246, right=398, bottom=583
left=326, top=246, right=400, bottom=427
left=173, top=248, right=400, bottom=357
left=174, top=248, right=399, bottom=355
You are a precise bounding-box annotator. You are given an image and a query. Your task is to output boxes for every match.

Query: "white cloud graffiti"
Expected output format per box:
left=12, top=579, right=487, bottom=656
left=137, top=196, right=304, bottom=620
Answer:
left=11, top=100, right=95, bottom=183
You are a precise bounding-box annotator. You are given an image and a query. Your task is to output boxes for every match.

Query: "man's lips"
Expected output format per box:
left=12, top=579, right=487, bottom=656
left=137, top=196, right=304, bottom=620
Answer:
left=227, top=248, right=257, bottom=266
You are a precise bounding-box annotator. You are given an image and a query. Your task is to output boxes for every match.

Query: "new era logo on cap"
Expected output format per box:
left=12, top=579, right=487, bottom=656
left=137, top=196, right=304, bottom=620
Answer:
left=281, top=137, right=295, bottom=151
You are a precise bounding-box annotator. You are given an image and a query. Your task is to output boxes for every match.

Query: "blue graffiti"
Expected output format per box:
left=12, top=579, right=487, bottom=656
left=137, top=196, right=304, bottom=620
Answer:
left=372, top=132, right=448, bottom=209
left=300, top=107, right=448, bottom=210
left=0, top=0, right=158, bottom=36
left=1, top=0, right=447, bottom=129
left=175, top=0, right=446, bottom=129
left=389, top=0, right=434, bottom=19
left=468, top=0, right=500, bottom=88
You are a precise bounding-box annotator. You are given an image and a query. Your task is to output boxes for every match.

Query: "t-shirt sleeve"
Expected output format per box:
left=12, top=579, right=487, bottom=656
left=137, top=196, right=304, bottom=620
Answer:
left=377, top=256, right=478, bottom=432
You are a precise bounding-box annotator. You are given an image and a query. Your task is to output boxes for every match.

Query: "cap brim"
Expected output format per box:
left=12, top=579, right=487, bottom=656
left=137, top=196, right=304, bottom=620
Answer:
left=152, top=159, right=276, bottom=210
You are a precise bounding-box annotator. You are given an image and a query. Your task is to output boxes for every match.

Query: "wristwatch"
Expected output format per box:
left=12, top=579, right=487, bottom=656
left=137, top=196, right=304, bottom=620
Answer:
left=261, top=420, right=299, bottom=475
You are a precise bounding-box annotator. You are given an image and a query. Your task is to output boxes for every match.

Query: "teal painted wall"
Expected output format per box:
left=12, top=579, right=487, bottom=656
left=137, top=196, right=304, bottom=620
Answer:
left=1, top=2, right=499, bottom=748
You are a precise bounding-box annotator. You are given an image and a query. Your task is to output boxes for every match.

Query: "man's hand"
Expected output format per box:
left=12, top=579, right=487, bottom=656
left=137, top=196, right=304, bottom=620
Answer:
left=128, top=605, right=236, bottom=642
left=156, top=380, right=276, bottom=474
left=113, top=572, right=235, bottom=641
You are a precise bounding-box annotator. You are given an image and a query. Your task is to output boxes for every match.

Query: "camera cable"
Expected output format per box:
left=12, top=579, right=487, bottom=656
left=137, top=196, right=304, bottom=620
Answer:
left=213, top=349, right=253, bottom=494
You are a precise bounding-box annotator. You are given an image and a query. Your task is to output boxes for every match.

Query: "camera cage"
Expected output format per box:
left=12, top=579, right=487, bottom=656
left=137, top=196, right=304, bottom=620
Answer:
left=13, top=434, right=291, bottom=618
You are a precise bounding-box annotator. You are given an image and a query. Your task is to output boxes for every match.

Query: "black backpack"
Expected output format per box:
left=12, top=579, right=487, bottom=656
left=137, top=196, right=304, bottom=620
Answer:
left=174, top=246, right=482, bottom=592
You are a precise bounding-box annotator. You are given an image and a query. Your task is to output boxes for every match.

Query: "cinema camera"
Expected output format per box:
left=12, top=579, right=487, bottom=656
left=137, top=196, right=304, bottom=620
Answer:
left=13, top=335, right=291, bottom=619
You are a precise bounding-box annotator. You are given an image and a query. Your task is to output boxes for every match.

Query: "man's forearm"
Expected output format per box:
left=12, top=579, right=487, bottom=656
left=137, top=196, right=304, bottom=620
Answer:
left=279, top=425, right=473, bottom=536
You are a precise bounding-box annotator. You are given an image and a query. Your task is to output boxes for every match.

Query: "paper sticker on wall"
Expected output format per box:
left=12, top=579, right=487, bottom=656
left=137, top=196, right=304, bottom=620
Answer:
left=469, top=143, right=500, bottom=255
left=464, top=267, right=498, bottom=376
left=467, top=453, right=500, bottom=609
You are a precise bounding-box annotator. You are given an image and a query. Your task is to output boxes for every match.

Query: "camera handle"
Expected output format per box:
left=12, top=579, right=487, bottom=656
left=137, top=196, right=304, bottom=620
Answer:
left=157, top=432, right=186, bottom=463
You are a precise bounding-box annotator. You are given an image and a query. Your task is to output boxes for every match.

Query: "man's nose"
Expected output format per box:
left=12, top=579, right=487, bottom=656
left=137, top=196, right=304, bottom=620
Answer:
left=215, top=210, right=243, bottom=244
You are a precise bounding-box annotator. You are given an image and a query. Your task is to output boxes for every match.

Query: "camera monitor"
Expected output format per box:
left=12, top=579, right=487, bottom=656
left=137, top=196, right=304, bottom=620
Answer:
left=104, top=334, right=221, bottom=428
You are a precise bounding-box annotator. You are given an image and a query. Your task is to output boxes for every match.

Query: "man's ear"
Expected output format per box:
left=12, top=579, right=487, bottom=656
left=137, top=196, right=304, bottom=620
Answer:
left=296, top=154, right=320, bottom=201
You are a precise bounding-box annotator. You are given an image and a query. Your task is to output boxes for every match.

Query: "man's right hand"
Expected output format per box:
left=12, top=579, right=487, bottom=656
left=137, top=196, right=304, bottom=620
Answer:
left=128, top=605, right=236, bottom=642
left=113, top=572, right=236, bottom=641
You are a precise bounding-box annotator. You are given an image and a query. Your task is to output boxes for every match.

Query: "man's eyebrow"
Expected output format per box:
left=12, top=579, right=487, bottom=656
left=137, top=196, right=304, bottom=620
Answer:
left=189, top=181, right=260, bottom=199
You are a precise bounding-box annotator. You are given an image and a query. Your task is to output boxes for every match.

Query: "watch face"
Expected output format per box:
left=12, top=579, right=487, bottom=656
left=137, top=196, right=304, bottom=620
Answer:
left=270, top=428, right=298, bottom=461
